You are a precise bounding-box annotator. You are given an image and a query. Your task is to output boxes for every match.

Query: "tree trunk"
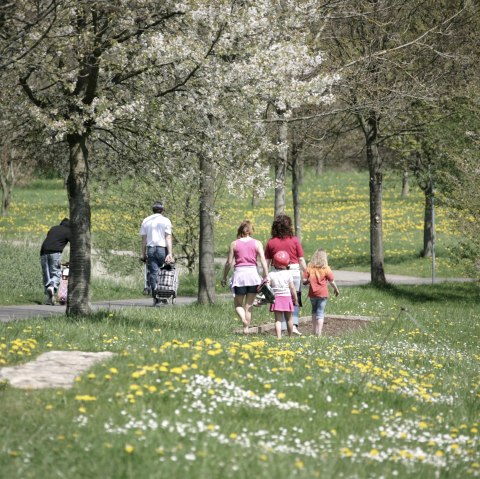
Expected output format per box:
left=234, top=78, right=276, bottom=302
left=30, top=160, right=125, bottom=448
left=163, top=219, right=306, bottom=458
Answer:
left=66, top=133, right=92, bottom=316
left=422, top=179, right=434, bottom=257
left=291, top=143, right=302, bottom=241
left=401, top=170, right=409, bottom=197
left=0, top=153, right=14, bottom=217
left=315, top=157, right=324, bottom=176
left=365, top=115, right=386, bottom=285
left=198, top=154, right=216, bottom=304
left=251, top=191, right=260, bottom=208
left=274, top=117, right=288, bottom=216
left=1, top=188, right=11, bottom=216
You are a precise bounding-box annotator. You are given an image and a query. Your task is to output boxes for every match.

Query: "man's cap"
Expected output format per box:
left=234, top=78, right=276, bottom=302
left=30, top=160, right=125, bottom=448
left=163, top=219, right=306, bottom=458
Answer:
left=152, top=201, right=164, bottom=211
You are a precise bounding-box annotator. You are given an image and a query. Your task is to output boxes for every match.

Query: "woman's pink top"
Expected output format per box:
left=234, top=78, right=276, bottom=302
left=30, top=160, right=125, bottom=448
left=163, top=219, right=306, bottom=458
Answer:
left=234, top=238, right=257, bottom=267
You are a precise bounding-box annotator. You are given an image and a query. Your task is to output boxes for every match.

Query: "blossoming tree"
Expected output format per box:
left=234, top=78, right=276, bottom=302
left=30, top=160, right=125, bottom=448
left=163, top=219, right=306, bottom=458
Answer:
left=3, top=0, right=337, bottom=313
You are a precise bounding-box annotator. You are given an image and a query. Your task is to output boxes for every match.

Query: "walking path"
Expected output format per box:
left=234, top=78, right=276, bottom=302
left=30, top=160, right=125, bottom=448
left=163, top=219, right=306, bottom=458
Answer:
left=0, top=270, right=472, bottom=323
left=0, top=270, right=474, bottom=390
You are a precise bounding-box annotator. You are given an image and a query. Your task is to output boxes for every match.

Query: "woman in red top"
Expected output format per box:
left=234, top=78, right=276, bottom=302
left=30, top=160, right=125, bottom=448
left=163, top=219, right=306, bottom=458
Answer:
left=303, top=248, right=340, bottom=336
left=265, top=214, right=307, bottom=335
left=222, top=220, right=269, bottom=334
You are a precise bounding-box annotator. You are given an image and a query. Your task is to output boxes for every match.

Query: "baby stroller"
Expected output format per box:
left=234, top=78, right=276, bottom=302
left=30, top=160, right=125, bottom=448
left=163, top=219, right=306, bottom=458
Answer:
left=57, top=263, right=69, bottom=305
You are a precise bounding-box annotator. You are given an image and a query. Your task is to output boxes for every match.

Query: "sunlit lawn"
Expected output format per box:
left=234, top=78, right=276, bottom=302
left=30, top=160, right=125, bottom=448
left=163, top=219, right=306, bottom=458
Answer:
left=215, top=171, right=460, bottom=278
left=0, top=173, right=478, bottom=478
left=0, top=170, right=467, bottom=294
left=0, top=283, right=479, bottom=478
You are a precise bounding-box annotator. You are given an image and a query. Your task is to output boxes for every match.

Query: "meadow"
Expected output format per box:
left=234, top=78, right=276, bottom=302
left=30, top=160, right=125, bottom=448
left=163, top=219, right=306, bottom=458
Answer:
left=0, top=169, right=468, bottom=305
left=0, top=283, right=479, bottom=478
left=0, top=169, right=478, bottom=478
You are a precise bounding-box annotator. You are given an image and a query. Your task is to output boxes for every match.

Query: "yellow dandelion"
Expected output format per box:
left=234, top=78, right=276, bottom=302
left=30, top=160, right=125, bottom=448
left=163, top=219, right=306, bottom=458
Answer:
left=340, top=447, right=353, bottom=457
left=74, top=395, right=97, bottom=401
left=294, top=459, right=304, bottom=469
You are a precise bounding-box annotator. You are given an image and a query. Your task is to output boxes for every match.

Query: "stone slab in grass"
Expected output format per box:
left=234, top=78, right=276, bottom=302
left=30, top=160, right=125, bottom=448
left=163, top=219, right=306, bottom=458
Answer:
left=0, top=350, right=114, bottom=389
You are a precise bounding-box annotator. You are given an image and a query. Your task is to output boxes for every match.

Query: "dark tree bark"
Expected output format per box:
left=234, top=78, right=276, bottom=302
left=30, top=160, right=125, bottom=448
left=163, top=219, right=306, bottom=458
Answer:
left=66, top=133, right=92, bottom=316
left=0, top=161, right=13, bottom=217
left=274, top=117, right=288, bottom=216
left=364, top=112, right=386, bottom=284
left=401, top=170, right=409, bottom=197
left=315, top=157, right=324, bottom=176
left=422, top=178, right=435, bottom=258
left=291, top=142, right=302, bottom=241
left=198, top=154, right=216, bottom=304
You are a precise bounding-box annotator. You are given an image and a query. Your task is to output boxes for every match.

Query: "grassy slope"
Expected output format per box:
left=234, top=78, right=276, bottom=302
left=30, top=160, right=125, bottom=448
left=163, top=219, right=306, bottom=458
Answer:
left=0, top=175, right=478, bottom=478
left=0, top=282, right=478, bottom=478
left=0, top=170, right=469, bottom=306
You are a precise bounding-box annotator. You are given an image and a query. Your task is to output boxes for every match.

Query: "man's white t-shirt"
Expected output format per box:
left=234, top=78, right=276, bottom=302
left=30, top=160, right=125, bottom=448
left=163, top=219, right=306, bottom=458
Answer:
left=139, top=213, right=172, bottom=247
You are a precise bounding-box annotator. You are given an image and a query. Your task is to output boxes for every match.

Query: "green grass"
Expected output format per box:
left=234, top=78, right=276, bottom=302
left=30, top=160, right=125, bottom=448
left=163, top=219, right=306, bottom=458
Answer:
left=0, top=240, right=213, bottom=305
left=1, top=282, right=479, bottom=478
left=0, top=169, right=470, bottom=296
left=0, top=241, right=144, bottom=305
left=215, top=170, right=464, bottom=277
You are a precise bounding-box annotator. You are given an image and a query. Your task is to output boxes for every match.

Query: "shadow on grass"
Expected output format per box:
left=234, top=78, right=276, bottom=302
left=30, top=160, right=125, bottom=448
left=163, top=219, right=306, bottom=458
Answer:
left=335, top=250, right=454, bottom=270
left=368, top=281, right=480, bottom=306
left=65, top=302, right=226, bottom=333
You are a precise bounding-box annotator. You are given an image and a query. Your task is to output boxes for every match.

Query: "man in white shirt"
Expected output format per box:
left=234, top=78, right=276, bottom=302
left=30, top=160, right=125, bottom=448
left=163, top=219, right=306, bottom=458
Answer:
left=139, top=202, right=173, bottom=305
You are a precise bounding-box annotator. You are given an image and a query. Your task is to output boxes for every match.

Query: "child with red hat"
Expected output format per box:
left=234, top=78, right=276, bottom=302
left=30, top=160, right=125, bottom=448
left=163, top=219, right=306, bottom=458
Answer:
left=268, top=250, right=298, bottom=338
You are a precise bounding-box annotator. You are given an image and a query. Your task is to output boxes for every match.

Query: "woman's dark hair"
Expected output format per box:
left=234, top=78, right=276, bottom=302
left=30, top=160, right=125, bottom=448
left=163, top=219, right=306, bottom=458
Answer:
left=271, top=214, right=293, bottom=239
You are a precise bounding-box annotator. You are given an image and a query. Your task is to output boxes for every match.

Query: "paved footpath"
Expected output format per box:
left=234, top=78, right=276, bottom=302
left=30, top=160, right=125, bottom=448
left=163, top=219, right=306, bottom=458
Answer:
left=0, top=270, right=473, bottom=323
left=0, top=271, right=474, bottom=390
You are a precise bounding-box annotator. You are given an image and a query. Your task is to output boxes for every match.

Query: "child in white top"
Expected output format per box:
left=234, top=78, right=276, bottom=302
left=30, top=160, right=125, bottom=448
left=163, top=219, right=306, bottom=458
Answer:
left=268, top=251, right=298, bottom=338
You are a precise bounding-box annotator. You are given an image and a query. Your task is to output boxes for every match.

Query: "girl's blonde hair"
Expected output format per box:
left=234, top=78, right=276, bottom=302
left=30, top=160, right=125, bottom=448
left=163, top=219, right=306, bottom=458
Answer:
left=237, top=220, right=254, bottom=238
left=308, top=248, right=328, bottom=269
